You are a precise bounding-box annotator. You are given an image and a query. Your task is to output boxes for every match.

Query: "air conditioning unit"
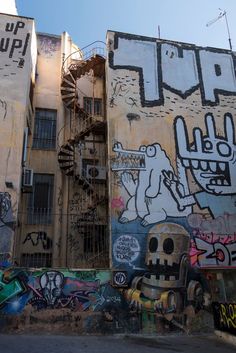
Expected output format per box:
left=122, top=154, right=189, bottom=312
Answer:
left=22, top=168, right=33, bottom=187
left=86, top=165, right=106, bottom=180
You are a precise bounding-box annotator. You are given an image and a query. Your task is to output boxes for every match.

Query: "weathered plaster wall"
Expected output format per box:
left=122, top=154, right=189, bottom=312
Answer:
left=106, top=31, right=236, bottom=325
left=0, top=14, right=36, bottom=256
left=18, top=33, right=64, bottom=266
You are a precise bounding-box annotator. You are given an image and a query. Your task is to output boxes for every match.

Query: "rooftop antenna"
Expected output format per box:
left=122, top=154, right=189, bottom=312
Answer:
left=206, top=9, right=232, bottom=50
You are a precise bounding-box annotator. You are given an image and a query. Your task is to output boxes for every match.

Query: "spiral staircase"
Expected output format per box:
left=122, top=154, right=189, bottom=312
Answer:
left=58, top=43, right=108, bottom=267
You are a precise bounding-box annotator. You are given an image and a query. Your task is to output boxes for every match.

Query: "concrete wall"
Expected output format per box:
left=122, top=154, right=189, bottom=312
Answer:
left=0, top=13, right=36, bottom=258
left=15, top=32, right=65, bottom=267
left=106, top=31, right=236, bottom=321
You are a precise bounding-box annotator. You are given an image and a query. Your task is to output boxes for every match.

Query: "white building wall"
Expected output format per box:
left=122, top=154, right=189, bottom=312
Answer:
left=0, top=13, right=36, bottom=258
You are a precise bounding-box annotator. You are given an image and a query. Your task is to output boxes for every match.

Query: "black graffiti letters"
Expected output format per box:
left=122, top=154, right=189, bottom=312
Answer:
left=5, top=21, right=25, bottom=35
left=0, top=20, right=30, bottom=59
left=0, top=34, right=30, bottom=58
left=22, top=231, right=52, bottom=250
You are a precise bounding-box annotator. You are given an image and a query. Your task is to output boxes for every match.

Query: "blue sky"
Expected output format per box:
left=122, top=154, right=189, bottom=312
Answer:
left=16, top=0, right=236, bottom=51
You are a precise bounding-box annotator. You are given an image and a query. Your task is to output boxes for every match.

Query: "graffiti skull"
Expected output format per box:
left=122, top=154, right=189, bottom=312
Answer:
left=141, top=223, right=190, bottom=300
left=40, top=271, right=64, bottom=306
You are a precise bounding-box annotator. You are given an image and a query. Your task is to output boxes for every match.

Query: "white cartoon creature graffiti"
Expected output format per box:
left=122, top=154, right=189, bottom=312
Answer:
left=112, top=142, right=191, bottom=226
left=163, top=113, right=236, bottom=218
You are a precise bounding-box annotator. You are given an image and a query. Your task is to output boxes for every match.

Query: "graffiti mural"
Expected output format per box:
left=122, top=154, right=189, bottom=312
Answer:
left=112, top=142, right=191, bottom=226
left=0, top=192, right=15, bottom=255
left=191, top=234, right=236, bottom=267
left=38, top=36, right=60, bottom=57
left=164, top=113, right=236, bottom=218
left=109, top=33, right=236, bottom=106
left=212, top=302, right=236, bottom=335
left=0, top=268, right=139, bottom=333
left=0, top=266, right=209, bottom=333
left=106, top=30, right=236, bottom=332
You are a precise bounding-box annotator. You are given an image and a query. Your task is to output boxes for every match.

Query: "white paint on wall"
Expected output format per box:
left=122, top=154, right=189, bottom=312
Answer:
left=113, top=37, right=160, bottom=102
left=162, top=43, right=199, bottom=94
left=0, top=0, right=18, bottom=15
left=0, top=15, right=35, bottom=103
left=199, top=50, right=236, bottom=102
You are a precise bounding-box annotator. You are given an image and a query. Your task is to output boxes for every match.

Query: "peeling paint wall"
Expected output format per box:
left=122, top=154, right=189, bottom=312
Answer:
left=106, top=31, right=236, bottom=324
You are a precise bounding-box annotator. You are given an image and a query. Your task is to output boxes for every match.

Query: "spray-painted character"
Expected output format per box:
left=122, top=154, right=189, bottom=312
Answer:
left=163, top=113, right=236, bottom=218
left=112, top=142, right=191, bottom=226
left=126, top=223, right=207, bottom=319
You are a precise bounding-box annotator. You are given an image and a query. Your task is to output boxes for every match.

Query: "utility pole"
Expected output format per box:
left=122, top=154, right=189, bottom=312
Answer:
left=206, top=9, right=232, bottom=51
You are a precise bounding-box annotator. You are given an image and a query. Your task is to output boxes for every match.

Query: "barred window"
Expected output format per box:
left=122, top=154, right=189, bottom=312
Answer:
left=20, top=253, right=52, bottom=268
left=83, top=97, right=102, bottom=116
left=33, top=108, right=57, bottom=149
left=27, top=174, right=54, bottom=224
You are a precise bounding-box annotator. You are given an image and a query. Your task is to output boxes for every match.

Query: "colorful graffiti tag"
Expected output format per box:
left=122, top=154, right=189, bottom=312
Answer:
left=0, top=269, right=125, bottom=314
left=212, top=302, right=236, bottom=336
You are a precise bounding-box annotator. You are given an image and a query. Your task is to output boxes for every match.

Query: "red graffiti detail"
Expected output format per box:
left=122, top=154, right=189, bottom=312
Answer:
left=111, top=197, right=124, bottom=209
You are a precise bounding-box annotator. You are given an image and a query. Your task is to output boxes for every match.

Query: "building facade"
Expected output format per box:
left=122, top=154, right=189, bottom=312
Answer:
left=0, top=6, right=236, bottom=335
left=0, top=11, right=37, bottom=264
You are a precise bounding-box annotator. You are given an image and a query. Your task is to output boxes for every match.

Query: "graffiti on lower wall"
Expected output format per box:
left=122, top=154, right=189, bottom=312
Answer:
left=212, top=302, right=236, bottom=335
left=0, top=266, right=209, bottom=333
left=0, top=269, right=122, bottom=313
left=0, top=192, right=15, bottom=254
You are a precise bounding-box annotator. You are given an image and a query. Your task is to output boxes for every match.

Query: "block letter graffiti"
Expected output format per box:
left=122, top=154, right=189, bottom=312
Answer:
left=212, top=302, right=236, bottom=335
left=110, top=35, right=162, bottom=106
left=191, top=237, right=236, bottom=267
left=162, top=43, right=199, bottom=98
left=199, top=50, right=236, bottom=104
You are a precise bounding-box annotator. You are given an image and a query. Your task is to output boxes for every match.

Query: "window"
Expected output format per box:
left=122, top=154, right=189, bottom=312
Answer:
left=20, top=253, right=52, bottom=268
left=27, top=174, right=54, bottom=224
left=33, top=108, right=57, bottom=149
left=83, top=97, right=102, bottom=116
left=83, top=225, right=108, bottom=254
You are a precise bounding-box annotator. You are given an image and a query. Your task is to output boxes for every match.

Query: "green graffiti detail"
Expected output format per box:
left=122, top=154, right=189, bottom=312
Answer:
left=0, top=272, right=24, bottom=305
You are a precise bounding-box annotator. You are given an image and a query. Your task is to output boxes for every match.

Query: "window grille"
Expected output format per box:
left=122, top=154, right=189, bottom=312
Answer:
left=32, top=108, right=57, bottom=149
left=83, top=97, right=102, bottom=116
left=27, top=174, right=54, bottom=224
left=20, top=253, right=52, bottom=268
